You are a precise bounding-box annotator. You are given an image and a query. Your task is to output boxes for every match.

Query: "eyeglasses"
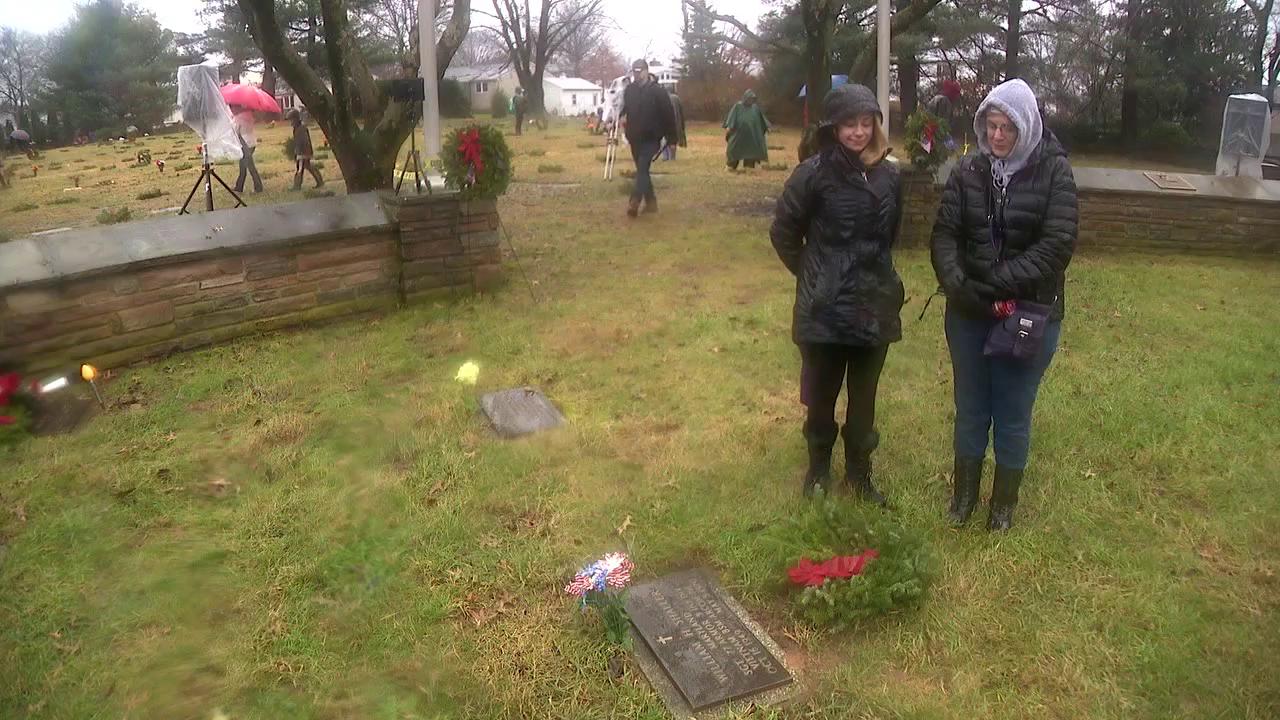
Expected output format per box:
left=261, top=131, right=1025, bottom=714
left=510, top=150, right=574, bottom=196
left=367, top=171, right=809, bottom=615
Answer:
left=986, top=122, right=1018, bottom=137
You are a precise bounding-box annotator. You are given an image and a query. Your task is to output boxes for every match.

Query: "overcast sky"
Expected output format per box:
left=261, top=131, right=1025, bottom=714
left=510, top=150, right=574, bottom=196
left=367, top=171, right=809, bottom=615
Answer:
left=10, top=0, right=775, bottom=66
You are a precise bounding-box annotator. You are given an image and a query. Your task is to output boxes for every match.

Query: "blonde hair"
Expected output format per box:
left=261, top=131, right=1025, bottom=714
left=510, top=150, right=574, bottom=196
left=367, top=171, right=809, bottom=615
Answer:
left=860, top=115, right=890, bottom=168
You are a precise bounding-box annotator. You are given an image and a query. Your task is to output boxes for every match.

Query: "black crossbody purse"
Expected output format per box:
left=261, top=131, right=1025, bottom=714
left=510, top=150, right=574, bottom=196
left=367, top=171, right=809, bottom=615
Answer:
left=982, top=177, right=1053, bottom=362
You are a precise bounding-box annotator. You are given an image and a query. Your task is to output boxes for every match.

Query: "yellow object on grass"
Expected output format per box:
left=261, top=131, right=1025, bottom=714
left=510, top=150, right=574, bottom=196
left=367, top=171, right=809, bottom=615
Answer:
left=455, top=361, right=480, bottom=385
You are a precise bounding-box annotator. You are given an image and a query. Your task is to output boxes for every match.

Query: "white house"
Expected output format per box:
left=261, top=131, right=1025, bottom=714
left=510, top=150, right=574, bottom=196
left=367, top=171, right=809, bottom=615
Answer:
left=543, top=76, right=603, bottom=116
left=444, top=63, right=521, bottom=113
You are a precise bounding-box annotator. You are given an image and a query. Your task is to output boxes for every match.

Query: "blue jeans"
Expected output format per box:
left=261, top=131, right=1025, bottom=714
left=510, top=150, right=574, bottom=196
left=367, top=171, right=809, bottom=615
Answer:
left=945, top=308, right=1061, bottom=469
left=630, top=139, right=661, bottom=203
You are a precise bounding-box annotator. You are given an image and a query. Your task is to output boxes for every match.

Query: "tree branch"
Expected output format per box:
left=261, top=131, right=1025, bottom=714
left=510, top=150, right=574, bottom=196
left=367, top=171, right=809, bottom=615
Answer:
left=688, top=5, right=801, bottom=57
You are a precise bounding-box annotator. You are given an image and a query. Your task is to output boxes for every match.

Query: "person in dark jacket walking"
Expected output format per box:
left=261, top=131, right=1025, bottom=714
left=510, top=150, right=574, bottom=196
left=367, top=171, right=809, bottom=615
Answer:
left=929, top=78, right=1078, bottom=531
left=620, top=59, right=677, bottom=217
left=771, top=84, right=905, bottom=503
left=288, top=110, right=324, bottom=190
left=663, top=89, right=687, bottom=161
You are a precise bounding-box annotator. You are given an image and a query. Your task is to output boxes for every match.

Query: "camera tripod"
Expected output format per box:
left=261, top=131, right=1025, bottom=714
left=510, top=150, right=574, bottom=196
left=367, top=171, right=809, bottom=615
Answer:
left=395, top=130, right=432, bottom=195
left=179, top=146, right=246, bottom=215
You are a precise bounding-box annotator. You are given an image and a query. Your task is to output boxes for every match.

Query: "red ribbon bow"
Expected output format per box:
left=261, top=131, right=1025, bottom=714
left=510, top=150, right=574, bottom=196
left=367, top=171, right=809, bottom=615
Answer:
left=787, top=550, right=880, bottom=587
left=923, top=121, right=937, bottom=145
left=458, top=128, right=485, bottom=179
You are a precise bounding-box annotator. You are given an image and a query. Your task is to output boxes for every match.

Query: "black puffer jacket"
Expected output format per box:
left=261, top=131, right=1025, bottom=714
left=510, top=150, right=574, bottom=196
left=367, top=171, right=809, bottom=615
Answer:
left=930, top=133, right=1078, bottom=321
left=770, top=92, right=904, bottom=347
left=622, top=78, right=676, bottom=146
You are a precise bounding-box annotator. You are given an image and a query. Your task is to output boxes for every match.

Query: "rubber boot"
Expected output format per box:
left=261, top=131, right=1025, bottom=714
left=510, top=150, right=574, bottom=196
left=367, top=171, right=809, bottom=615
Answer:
left=987, top=465, right=1024, bottom=531
left=802, top=423, right=838, bottom=499
left=626, top=197, right=640, bottom=218
left=844, top=428, right=886, bottom=507
left=947, top=456, right=984, bottom=526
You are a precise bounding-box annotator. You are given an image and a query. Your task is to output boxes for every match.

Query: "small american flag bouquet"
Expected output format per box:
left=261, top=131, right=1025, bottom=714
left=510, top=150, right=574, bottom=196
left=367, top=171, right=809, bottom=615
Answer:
left=564, top=552, right=634, bottom=646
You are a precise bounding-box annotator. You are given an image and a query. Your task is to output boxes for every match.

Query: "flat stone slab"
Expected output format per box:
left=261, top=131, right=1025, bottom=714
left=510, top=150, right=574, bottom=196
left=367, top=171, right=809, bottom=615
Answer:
left=626, top=569, right=793, bottom=715
left=478, top=387, right=565, bottom=438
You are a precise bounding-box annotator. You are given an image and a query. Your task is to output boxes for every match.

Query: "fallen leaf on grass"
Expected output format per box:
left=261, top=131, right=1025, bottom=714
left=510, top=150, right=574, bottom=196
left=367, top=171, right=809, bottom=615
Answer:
left=616, top=514, right=633, bottom=536
left=13, top=504, right=26, bottom=522
left=1083, top=469, right=1098, bottom=480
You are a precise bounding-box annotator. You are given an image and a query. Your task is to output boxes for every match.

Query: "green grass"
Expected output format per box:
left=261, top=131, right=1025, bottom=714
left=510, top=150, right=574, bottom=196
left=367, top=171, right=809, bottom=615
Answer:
left=136, top=189, right=167, bottom=200
left=2, top=120, right=1278, bottom=718
left=95, top=206, right=132, bottom=224
left=536, top=163, right=564, bottom=174
left=49, top=196, right=79, bottom=205
left=9, top=202, right=38, bottom=212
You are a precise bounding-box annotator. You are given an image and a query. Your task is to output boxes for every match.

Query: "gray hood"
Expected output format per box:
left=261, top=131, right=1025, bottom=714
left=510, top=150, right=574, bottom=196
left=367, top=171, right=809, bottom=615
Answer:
left=974, top=79, right=1043, bottom=187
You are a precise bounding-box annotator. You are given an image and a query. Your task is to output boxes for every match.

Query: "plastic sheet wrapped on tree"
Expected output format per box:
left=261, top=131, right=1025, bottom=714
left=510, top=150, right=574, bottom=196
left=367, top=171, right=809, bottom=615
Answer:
left=1215, top=93, right=1271, bottom=178
left=177, top=63, right=242, bottom=162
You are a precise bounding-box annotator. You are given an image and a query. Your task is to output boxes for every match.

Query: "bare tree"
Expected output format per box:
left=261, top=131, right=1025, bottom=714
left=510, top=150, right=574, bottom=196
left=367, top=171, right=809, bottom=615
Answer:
left=1242, top=0, right=1275, bottom=88
left=238, top=0, right=471, bottom=191
left=481, top=0, right=608, bottom=116
left=579, top=41, right=627, bottom=86
left=454, top=31, right=507, bottom=66
left=554, top=15, right=608, bottom=77
left=0, top=28, right=45, bottom=126
left=359, top=0, right=419, bottom=66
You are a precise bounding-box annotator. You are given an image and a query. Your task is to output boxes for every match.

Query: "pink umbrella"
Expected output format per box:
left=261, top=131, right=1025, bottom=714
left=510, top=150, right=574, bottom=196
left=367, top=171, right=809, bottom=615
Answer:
left=220, top=83, right=282, bottom=114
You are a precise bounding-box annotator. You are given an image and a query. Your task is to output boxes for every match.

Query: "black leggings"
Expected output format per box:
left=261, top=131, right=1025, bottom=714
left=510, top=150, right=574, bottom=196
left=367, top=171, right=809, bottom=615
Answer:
left=800, top=343, right=889, bottom=442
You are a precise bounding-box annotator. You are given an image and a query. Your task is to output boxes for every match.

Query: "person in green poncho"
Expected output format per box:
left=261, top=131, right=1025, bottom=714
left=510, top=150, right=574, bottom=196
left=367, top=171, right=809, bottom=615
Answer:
left=724, top=90, right=771, bottom=170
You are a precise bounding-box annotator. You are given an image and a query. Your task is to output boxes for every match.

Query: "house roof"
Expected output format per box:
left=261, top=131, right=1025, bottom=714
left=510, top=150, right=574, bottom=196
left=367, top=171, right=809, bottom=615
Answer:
left=544, top=76, right=603, bottom=91
left=444, top=63, right=512, bottom=82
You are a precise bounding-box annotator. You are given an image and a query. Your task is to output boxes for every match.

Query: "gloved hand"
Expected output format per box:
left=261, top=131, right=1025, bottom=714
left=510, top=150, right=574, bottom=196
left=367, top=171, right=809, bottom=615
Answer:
left=947, top=277, right=1000, bottom=317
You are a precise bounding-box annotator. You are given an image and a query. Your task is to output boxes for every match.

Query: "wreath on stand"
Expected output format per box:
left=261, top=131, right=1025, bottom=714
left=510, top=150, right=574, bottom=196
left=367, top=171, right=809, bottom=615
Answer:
left=903, top=109, right=956, bottom=173
left=440, top=124, right=513, bottom=200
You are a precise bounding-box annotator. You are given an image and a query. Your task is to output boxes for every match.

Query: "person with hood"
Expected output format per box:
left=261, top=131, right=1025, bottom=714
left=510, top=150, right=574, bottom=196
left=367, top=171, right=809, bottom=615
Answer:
left=663, top=88, right=687, bottom=161
left=620, top=59, right=677, bottom=217
left=929, top=79, right=1078, bottom=531
left=770, top=84, right=904, bottom=503
left=724, top=90, right=770, bottom=170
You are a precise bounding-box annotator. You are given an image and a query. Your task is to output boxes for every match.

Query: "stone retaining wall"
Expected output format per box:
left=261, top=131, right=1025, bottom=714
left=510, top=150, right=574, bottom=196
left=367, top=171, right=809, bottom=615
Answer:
left=0, top=192, right=502, bottom=373
left=898, top=165, right=1280, bottom=257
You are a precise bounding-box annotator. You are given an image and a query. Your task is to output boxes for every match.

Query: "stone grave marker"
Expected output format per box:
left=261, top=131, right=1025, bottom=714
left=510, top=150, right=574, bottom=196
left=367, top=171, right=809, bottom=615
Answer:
left=479, top=387, right=565, bottom=438
left=626, top=569, right=794, bottom=716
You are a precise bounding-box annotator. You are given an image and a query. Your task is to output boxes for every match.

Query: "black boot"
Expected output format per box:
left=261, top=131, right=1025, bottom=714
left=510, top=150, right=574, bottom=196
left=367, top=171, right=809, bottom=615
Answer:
left=947, top=456, right=984, bottom=526
left=987, top=465, right=1024, bottom=531
left=802, top=423, right=838, bottom=499
left=844, top=428, right=886, bottom=507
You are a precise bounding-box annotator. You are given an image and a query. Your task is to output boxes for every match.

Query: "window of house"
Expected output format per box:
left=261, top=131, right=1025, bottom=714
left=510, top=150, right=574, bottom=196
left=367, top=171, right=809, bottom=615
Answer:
left=571, top=93, right=578, bottom=106
left=476, top=81, right=489, bottom=93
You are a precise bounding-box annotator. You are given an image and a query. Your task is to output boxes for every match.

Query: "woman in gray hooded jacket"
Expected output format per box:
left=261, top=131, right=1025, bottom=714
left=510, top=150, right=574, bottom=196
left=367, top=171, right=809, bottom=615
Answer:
left=930, top=79, right=1078, bottom=531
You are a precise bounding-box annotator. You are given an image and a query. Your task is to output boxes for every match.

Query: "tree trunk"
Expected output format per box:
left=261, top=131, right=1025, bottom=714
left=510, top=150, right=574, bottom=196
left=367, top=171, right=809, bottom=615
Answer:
left=802, top=0, right=831, bottom=126
left=262, top=62, right=277, bottom=96
left=1120, top=0, right=1142, bottom=149
left=1252, top=0, right=1274, bottom=87
left=239, top=0, right=468, bottom=193
left=1005, top=0, right=1021, bottom=80
left=1268, top=31, right=1279, bottom=106
left=899, top=52, right=919, bottom=118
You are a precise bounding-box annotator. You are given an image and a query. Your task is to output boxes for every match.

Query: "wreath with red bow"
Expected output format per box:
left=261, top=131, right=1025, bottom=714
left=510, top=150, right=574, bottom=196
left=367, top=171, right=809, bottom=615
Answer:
left=440, top=124, right=513, bottom=200
left=777, top=500, right=936, bottom=629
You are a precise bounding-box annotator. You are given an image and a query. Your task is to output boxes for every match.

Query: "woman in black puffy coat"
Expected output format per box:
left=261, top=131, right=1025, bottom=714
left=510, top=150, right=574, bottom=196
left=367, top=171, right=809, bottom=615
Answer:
left=770, top=84, right=905, bottom=502
left=930, top=79, right=1078, bottom=531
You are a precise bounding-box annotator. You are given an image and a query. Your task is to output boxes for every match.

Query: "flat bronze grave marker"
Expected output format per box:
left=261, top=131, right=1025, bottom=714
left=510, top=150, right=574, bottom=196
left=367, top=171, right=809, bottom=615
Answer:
left=626, top=569, right=793, bottom=714
left=1143, top=171, right=1197, bottom=191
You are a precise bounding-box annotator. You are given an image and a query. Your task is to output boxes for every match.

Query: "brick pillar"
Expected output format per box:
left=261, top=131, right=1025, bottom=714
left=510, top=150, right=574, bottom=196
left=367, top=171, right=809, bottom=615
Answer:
left=390, top=193, right=504, bottom=303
